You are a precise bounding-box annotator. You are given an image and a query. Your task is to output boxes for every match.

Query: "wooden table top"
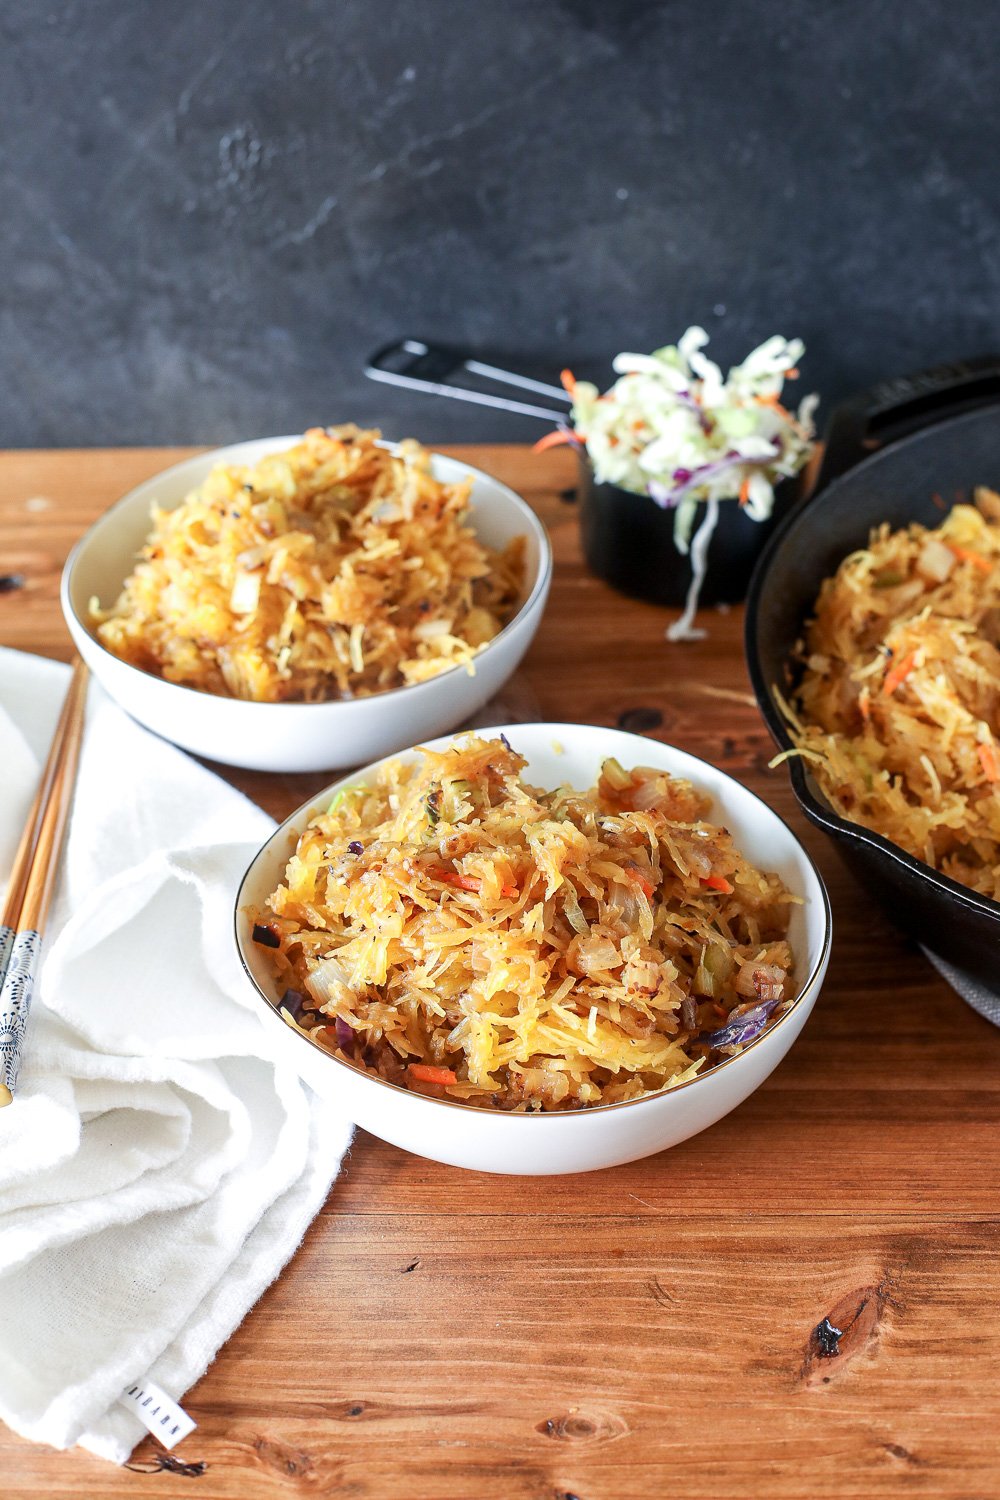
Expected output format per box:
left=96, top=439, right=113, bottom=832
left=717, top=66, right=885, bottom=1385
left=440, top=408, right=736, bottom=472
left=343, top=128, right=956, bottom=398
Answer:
left=2, top=445, right=999, bottom=1499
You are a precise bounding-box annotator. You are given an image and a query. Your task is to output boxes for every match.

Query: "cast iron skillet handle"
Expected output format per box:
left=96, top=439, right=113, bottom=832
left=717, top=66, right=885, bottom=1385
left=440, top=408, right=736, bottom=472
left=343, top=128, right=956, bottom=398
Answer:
left=815, top=353, right=1000, bottom=492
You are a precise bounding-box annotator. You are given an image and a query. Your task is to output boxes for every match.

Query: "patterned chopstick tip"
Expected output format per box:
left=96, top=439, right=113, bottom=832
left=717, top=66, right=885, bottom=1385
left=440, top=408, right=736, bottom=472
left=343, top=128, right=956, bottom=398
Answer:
left=0, top=928, right=41, bottom=1101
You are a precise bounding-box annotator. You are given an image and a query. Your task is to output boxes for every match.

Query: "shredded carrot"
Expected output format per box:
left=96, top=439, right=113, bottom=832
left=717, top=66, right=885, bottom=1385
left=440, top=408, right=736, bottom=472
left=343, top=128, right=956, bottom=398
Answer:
left=979, top=743, right=1000, bottom=783
left=533, top=428, right=578, bottom=454
left=754, top=390, right=811, bottom=441
left=426, top=866, right=517, bottom=898
left=754, top=393, right=792, bottom=421
left=408, top=1064, right=457, bottom=1086
left=701, top=874, right=733, bottom=894
left=624, top=865, right=655, bottom=900
left=784, top=367, right=800, bottom=379
left=946, top=542, right=992, bottom=575
left=427, top=865, right=481, bottom=892
left=882, top=650, right=918, bottom=697
left=738, top=477, right=751, bottom=507
left=859, top=687, right=871, bottom=723
left=559, top=368, right=577, bottom=397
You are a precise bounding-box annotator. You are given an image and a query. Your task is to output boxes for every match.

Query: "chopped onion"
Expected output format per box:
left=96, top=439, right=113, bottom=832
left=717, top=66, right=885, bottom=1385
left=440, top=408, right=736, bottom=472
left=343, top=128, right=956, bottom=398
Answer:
left=620, top=1004, right=656, bottom=1037
left=602, top=757, right=633, bottom=791
left=916, top=539, right=955, bottom=583
left=369, top=499, right=399, bottom=522
left=574, top=935, right=621, bottom=975
left=693, top=962, right=715, bottom=997
left=230, top=569, right=262, bottom=614
left=704, top=944, right=734, bottom=985
left=305, top=953, right=355, bottom=1007
left=736, top=961, right=785, bottom=999
left=631, top=776, right=666, bottom=811
left=624, top=957, right=661, bottom=994
left=413, top=617, right=452, bottom=643
left=349, top=622, right=365, bottom=674
left=604, top=880, right=644, bottom=933
left=752, top=965, right=786, bottom=1002
left=544, top=1069, right=570, bottom=1104
left=562, top=884, right=590, bottom=934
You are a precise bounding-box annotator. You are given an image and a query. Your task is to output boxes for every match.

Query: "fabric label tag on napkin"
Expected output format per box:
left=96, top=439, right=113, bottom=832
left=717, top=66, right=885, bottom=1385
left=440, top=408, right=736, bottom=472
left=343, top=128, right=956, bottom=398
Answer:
left=117, top=1380, right=196, bottom=1449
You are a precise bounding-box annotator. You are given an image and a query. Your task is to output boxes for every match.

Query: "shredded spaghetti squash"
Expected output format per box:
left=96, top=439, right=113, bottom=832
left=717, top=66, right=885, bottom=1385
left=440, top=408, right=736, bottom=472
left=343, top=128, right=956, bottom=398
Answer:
left=253, top=735, right=797, bottom=1110
left=781, top=489, right=1000, bottom=901
left=90, top=426, right=525, bottom=702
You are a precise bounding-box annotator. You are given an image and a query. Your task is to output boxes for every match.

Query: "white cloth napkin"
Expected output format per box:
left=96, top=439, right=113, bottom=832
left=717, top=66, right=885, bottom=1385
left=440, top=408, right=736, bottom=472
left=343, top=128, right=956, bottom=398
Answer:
left=0, top=648, right=352, bottom=1464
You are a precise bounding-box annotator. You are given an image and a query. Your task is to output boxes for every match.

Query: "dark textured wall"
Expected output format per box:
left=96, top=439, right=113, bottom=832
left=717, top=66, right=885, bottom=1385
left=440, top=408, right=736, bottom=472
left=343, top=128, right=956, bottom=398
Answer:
left=2, top=0, right=999, bottom=447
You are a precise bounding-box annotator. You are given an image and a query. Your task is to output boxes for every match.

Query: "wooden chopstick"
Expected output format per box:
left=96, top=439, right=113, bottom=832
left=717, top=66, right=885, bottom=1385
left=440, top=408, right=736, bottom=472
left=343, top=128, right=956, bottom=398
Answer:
left=0, top=659, right=89, bottom=1106
left=0, top=660, right=87, bottom=950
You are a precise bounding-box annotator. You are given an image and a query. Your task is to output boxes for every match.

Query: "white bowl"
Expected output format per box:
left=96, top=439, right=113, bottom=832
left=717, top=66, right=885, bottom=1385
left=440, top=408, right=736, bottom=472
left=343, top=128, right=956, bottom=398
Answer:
left=61, top=436, right=552, bottom=772
left=235, top=722, right=832, bottom=1175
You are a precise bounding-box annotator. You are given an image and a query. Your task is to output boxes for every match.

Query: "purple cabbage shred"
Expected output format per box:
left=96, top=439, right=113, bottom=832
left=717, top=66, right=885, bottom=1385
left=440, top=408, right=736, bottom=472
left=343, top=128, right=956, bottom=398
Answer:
left=704, top=997, right=781, bottom=1049
left=647, top=481, right=676, bottom=510
left=281, top=988, right=307, bottom=1019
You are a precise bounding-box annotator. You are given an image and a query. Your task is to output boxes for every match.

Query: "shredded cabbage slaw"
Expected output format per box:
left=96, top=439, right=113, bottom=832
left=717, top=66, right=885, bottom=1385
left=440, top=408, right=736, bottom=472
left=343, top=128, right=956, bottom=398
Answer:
left=550, top=328, right=817, bottom=552
left=538, top=329, right=817, bottom=641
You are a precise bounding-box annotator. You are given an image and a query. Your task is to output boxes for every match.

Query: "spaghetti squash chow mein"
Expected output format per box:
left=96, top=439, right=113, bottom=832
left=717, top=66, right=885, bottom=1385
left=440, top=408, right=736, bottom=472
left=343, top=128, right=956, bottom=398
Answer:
left=251, top=735, right=798, bottom=1111
left=90, top=426, right=525, bottom=702
left=780, top=489, right=1000, bottom=902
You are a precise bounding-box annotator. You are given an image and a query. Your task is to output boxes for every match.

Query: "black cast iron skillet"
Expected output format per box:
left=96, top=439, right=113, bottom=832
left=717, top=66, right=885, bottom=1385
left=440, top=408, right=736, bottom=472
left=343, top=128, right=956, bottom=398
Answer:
left=745, top=356, right=1000, bottom=986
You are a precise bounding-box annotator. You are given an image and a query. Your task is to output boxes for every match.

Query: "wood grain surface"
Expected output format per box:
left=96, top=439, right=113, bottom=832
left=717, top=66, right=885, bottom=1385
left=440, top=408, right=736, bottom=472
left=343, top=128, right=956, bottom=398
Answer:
left=1, top=445, right=999, bottom=1499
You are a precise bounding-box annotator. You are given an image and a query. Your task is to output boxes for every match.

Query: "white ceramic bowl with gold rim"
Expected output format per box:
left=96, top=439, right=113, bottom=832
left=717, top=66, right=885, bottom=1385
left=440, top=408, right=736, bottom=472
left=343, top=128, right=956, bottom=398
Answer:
left=60, top=436, right=551, bottom=772
left=234, top=722, right=832, bottom=1175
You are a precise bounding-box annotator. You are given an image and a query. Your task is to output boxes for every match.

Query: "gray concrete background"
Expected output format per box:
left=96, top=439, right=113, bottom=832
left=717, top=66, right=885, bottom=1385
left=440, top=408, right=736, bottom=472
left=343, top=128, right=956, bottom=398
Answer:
left=2, top=0, right=998, bottom=446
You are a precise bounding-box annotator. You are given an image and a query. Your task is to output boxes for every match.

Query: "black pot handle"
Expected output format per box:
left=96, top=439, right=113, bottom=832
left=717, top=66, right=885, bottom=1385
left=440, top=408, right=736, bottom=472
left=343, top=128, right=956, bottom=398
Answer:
left=365, top=338, right=570, bottom=422
left=815, top=353, right=1000, bottom=491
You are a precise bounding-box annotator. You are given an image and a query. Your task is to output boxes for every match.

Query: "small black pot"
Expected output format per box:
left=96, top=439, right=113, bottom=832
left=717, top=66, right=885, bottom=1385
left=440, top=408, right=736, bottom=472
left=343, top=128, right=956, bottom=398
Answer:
left=577, top=455, right=800, bottom=607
